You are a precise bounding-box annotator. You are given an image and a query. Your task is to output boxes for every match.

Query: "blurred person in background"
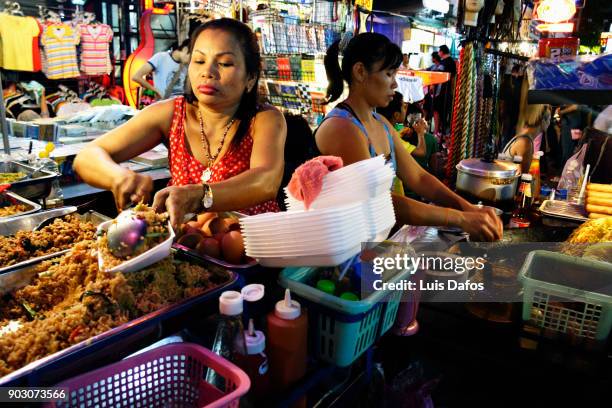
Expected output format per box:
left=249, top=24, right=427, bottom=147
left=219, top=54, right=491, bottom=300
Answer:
left=376, top=91, right=426, bottom=159
left=557, top=104, right=587, bottom=168
left=435, top=45, right=456, bottom=135
left=132, top=39, right=191, bottom=100
left=503, top=103, right=552, bottom=173
left=424, top=52, right=443, bottom=123
left=500, top=64, right=524, bottom=147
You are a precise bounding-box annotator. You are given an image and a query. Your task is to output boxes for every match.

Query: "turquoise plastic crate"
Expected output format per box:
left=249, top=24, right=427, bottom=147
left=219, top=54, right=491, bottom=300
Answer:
left=518, top=250, right=612, bottom=343
left=279, top=266, right=411, bottom=367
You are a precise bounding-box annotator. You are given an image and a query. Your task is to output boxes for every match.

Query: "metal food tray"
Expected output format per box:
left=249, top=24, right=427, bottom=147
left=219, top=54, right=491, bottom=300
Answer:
left=0, top=206, right=78, bottom=236
left=0, top=248, right=240, bottom=386
left=0, top=210, right=111, bottom=275
left=0, top=191, right=41, bottom=220
left=0, top=161, right=57, bottom=200
left=539, top=199, right=589, bottom=223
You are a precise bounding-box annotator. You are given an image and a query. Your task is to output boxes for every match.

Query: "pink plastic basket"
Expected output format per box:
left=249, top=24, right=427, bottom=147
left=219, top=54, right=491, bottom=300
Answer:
left=47, top=343, right=250, bottom=408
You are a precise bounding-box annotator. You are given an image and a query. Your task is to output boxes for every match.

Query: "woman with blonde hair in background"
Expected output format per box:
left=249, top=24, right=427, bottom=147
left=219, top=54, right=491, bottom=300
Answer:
left=502, top=80, right=552, bottom=174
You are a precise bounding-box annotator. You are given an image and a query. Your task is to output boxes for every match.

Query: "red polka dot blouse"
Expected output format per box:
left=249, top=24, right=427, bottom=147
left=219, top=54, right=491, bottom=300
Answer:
left=166, top=96, right=280, bottom=215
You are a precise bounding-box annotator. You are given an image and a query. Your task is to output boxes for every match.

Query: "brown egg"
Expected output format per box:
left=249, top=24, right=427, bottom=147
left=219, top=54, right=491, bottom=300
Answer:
left=177, top=233, right=204, bottom=250
left=200, top=215, right=219, bottom=237
left=197, top=212, right=217, bottom=227
left=196, top=237, right=221, bottom=259
left=181, top=225, right=204, bottom=238
left=223, top=217, right=241, bottom=232
left=208, top=217, right=229, bottom=235
left=213, top=232, right=226, bottom=243
left=222, top=231, right=245, bottom=264
left=186, top=220, right=202, bottom=230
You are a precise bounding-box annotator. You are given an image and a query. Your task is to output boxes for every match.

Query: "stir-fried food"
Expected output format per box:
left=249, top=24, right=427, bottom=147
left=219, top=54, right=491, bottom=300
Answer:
left=566, top=217, right=612, bottom=243
left=0, top=172, right=26, bottom=184
left=0, top=215, right=97, bottom=268
left=0, top=204, right=28, bottom=218
left=98, top=204, right=170, bottom=269
left=0, top=240, right=228, bottom=377
left=562, top=217, right=612, bottom=261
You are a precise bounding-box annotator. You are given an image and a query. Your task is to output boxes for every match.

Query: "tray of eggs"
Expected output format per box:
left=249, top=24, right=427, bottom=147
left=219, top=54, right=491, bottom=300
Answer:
left=174, top=212, right=254, bottom=269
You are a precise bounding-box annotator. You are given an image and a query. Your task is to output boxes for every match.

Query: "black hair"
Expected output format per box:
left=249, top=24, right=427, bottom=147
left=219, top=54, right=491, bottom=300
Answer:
left=376, top=91, right=403, bottom=122
left=439, top=45, right=450, bottom=55
left=169, top=38, right=190, bottom=51
left=323, top=32, right=403, bottom=104
left=184, top=18, right=261, bottom=147
left=278, top=113, right=319, bottom=210
left=407, top=102, right=424, bottom=115
left=511, top=64, right=521, bottom=73
left=431, top=52, right=441, bottom=64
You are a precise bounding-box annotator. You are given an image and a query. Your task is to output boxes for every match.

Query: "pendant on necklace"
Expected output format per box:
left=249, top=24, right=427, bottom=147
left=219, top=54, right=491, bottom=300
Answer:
left=201, top=168, right=212, bottom=183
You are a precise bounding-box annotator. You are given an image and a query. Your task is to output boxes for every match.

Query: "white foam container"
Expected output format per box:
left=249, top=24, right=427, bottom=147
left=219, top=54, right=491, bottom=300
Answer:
left=253, top=245, right=362, bottom=267
left=97, top=220, right=175, bottom=273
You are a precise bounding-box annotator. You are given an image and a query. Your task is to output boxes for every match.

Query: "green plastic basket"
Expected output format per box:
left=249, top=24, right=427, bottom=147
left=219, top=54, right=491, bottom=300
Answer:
left=518, top=250, right=612, bottom=343
left=279, top=266, right=410, bottom=367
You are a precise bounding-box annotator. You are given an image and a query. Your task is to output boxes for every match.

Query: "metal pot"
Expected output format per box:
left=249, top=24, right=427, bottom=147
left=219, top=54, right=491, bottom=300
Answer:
left=456, top=159, right=521, bottom=203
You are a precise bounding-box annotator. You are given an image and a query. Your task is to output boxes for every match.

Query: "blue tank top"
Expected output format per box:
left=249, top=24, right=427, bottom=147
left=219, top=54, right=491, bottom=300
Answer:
left=324, top=104, right=398, bottom=172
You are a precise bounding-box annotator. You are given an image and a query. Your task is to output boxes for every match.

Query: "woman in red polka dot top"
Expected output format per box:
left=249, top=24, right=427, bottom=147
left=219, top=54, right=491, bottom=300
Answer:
left=74, top=19, right=286, bottom=228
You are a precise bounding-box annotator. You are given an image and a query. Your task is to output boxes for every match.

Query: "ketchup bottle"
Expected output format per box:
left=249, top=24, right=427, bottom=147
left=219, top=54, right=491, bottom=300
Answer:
left=233, top=319, right=270, bottom=400
left=267, top=289, right=308, bottom=408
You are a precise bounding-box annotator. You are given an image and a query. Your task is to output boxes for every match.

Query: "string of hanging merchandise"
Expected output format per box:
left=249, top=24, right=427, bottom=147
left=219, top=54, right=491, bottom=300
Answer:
left=463, top=43, right=476, bottom=160
left=446, top=46, right=466, bottom=184
left=466, top=48, right=478, bottom=159
left=474, top=78, right=486, bottom=158
left=447, top=42, right=477, bottom=184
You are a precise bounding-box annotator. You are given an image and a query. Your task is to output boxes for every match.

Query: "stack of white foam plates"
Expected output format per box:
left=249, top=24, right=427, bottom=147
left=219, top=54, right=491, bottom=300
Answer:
left=364, top=192, right=396, bottom=242
left=284, top=156, right=394, bottom=211
left=240, top=156, right=397, bottom=267
left=239, top=201, right=369, bottom=267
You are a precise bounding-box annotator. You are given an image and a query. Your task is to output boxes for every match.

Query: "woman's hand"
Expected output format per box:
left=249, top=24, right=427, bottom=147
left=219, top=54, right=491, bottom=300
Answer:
left=456, top=206, right=503, bottom=241
left=152, top=184, right=204, bottom=230
left=111, top=169, right=153, bottom=211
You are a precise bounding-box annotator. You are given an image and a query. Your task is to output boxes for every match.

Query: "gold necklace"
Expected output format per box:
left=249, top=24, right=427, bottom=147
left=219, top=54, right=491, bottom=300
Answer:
left=197, top=108, right=236, bottom=183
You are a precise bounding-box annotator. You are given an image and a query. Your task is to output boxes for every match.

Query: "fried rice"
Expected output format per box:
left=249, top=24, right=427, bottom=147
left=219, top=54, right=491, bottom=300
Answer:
left=0, top=204, right=28, bottom=218
left=0, top=215, right=97, bottom=268
left=98, top=204, right=170, bottom=269
left=0, top=240, right=227, bottom=377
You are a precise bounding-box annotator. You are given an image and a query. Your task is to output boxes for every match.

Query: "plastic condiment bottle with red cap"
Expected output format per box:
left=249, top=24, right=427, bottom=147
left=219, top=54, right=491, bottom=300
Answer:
left=266, top=289, right=308, bottom=407
left=233, top=319, right=270, bottom=400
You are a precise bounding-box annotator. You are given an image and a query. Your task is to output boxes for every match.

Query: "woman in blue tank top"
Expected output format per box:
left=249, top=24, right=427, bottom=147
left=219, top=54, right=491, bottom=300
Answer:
left=315, top=33, right=502, bottom=242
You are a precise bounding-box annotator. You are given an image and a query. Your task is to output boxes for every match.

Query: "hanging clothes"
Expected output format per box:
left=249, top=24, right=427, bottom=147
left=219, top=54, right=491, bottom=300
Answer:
left=0, top=14, right=42, bottom=71
left=79, top=23, right=113, bottom=75
left=41, top=23, right=80, bottom=79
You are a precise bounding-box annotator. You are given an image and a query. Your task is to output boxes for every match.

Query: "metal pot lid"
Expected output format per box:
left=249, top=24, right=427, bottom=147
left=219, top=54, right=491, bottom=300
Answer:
left=456, top=158, right=520, bottom=178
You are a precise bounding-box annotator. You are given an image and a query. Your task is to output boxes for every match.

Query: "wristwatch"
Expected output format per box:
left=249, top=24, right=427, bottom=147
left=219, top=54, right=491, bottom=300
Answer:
left=201, top=183, right=213, bottom=210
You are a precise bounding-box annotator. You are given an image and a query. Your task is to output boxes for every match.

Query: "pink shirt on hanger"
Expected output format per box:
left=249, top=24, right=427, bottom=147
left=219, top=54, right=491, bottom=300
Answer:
left=79, top=23, right=113, bottom=75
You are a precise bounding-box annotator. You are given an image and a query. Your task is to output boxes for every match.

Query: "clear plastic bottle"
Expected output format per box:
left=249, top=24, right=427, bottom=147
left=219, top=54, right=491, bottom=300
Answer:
left=38, top=158, right=63, bottom=208
left=206, top=291, right=247, bottom=391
